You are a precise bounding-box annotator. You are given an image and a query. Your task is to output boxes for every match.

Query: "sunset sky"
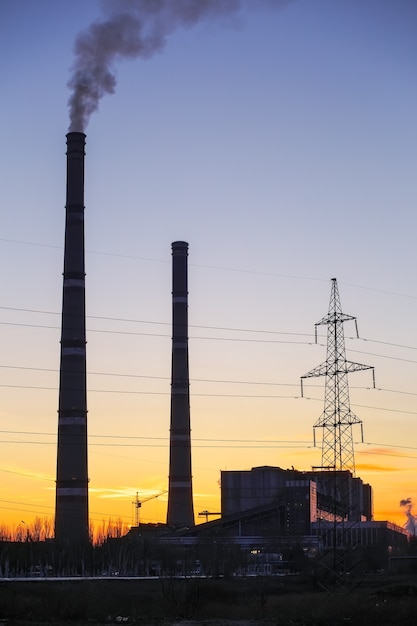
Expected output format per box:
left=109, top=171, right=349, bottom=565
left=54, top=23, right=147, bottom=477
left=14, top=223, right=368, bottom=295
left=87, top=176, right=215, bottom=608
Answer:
left=1, top=0, right=416, bottom=533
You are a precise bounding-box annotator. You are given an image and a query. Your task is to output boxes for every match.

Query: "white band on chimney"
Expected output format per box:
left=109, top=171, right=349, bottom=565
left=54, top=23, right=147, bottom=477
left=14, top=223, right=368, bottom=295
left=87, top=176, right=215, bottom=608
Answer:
left=56, top=488, right=87, bottom=497
left=62, top=347, right=86, bottom=356
left=68, top=212, right=84, bottom=221
left=59, top=416, right=86, bottom=425
left=173, top=296, right=187, bottom=303
left=64, top=279, right=85, bottom=288
left=169, top=481, right=192, bottom=488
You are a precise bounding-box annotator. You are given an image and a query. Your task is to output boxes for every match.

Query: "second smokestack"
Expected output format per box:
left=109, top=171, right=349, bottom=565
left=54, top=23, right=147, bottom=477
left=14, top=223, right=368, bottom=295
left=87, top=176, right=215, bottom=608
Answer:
left=167, top=241, right=194, bottom=527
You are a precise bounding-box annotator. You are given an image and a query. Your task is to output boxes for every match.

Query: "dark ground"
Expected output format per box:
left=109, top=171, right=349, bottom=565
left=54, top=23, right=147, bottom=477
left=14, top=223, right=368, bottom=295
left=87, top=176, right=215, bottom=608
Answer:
left=1, top=573, right=417, bottom=625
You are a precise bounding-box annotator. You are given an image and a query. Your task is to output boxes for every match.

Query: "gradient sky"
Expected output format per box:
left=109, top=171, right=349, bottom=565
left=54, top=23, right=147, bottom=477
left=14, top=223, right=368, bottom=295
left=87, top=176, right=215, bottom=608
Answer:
left=1, top=0, right=416, bottom=533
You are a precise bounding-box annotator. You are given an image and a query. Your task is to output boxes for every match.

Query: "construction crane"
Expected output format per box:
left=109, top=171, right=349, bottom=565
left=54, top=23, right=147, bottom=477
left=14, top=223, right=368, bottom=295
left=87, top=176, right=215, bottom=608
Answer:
left=132, top=490, right=167, bottom=527
left=198, top=510, right=221, bottom=523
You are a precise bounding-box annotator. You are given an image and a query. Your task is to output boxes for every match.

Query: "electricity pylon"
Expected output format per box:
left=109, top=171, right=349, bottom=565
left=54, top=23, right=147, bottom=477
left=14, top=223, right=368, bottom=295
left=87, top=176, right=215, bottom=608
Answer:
left=301, top=278, right=375, bottom=474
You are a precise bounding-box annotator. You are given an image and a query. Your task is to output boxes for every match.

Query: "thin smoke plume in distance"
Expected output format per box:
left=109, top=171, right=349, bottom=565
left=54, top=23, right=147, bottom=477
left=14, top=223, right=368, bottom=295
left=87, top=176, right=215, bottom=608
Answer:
left=400, top=497, right=417, bottom=534
left=400, top=497, right=412, bottom=507
left=67, top=0, right=292, bottom=132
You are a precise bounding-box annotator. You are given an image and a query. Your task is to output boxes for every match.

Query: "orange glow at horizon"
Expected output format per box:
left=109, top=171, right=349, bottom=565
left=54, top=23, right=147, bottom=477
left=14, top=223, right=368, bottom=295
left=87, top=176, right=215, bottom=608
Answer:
left=1, top=438, right=415, bottom=536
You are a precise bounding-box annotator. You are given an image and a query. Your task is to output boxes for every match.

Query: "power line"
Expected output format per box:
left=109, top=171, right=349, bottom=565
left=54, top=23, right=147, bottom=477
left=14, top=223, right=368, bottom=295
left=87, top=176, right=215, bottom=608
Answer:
left=303, top=398, right=417, bottom=416
left=2, top=434, right=417, bottom=448
left=1, top=305, right=417, bottom=352
left=0, top=499, right=152, bottom=525
left=1, top=365, right=416, bottom=399
left=345, top=348, right=417, bottom=365
left=0, top=467, right=54, bottom=481
left=0, top=381, right=296, bottom=396
left=2, top=321, right=417, bottom=367
left=1, top=429, right=417, bottom=453
left=0, top=429, right=313, bottom=444
left=0, top=381, right=416, bottom=415
left=2, top=238, right=417, bottom=301
left=358, top=450, right=417, bottom=461
left=3, top=315, right=417, bottom=361
left=363, top=441, right=417, bottom=451
left=1, top=305, right=314, bottom=337
left=0, top=440, right=313, bottom=449
left=0, top=364, right=302, bottom=386
left=0, top=321, right=317, bottom=346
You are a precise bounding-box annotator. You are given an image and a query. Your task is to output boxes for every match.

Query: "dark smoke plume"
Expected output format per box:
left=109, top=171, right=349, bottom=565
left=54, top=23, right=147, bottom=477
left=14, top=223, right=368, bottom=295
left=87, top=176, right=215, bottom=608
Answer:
left=68, top=0, right=291, bottom=131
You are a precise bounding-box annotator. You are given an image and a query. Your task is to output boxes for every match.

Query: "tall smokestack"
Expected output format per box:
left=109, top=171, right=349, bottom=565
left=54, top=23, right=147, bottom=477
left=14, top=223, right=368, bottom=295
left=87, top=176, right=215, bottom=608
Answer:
left=55, top=132, right=89, bottom=547
left=167, top=241, right=194, bottom=527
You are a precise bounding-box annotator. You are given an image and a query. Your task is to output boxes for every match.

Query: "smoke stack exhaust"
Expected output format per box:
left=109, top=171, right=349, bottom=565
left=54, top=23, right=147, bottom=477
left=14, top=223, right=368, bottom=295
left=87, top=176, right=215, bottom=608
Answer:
left=167, top=241, right=195, bottom=527
left=55, top=132, right=89, bottom=546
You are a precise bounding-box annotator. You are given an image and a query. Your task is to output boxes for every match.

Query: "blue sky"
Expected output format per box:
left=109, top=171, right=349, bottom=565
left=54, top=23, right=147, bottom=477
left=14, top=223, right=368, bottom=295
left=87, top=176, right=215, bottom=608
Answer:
left=0, top=0, right=416, bottom=529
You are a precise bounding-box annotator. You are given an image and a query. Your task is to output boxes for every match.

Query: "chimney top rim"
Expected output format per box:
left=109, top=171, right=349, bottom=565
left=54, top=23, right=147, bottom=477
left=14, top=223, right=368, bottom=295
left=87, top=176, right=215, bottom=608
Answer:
left=66, top=132, right=86, bottom=139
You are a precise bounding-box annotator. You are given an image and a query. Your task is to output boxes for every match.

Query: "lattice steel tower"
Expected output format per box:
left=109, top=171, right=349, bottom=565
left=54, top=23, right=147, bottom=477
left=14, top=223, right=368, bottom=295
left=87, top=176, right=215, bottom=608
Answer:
left=301, top=278, right=375, bottom=474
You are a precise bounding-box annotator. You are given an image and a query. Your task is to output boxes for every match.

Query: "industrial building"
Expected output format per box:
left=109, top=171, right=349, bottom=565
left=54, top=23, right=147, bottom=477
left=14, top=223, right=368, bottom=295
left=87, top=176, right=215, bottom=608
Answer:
left=221, top=465, right=372, bottom=527
left=126, top=464, right=408, bottom=578
left=169, top=464, right=408, bottom=574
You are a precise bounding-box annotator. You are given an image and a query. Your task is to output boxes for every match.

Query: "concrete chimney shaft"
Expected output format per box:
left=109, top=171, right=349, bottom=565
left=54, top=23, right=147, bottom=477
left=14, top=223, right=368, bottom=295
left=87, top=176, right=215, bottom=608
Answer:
left=55, top=132, right=89, bottom=546
left=167, top=241, right=195, bottom=527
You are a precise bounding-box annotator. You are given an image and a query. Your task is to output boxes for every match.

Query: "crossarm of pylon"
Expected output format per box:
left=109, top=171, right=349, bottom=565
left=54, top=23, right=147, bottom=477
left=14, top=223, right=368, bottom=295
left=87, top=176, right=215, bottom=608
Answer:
left=300, top=362, right=327, bottom=396
left=301, top=362, right=328, bottom=379
left=344, top=361, right=374, bottom=376
left=301, top=361, right=374, bottom=379
left=315, top=312, right=357, bottom=326
left=345, top=363, right=376, bottom=389
left=313, top=410, right=363, bottom=428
